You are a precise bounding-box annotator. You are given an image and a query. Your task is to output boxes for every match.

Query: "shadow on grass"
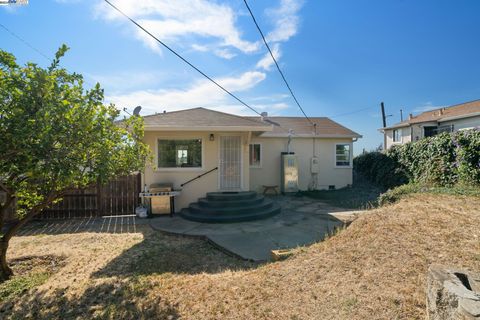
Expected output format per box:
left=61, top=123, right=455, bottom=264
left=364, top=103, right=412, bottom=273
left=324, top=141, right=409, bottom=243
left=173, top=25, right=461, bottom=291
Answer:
left=301, top=172, right=382, bottom=210
left=1, top=229, right=258, bottom=319
left=0, top=255, right=66, bottom=301
left=1, top=279, right=181, bottom=319
left=16, top=215, right=147, bottom=236
left=94, top=230, right=259, bottom=278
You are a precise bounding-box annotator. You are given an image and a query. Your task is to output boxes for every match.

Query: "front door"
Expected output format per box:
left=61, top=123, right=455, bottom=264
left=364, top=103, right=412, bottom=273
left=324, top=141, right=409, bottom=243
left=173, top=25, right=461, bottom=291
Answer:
left=219, top=136, right=242, bottom=190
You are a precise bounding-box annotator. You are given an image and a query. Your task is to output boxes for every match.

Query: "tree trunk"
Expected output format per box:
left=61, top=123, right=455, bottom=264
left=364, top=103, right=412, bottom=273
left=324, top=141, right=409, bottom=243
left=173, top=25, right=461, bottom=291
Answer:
left=0, top=239, right=12, bottom=281
left=0, top=192, right=60, bottom=283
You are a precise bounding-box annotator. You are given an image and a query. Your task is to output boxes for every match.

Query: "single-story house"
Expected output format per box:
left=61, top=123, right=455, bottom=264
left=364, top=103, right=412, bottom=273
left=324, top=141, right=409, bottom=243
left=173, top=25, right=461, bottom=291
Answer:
left=380, top=99, right=480, bottom=149
left=141, top=107, right=361, bottom=210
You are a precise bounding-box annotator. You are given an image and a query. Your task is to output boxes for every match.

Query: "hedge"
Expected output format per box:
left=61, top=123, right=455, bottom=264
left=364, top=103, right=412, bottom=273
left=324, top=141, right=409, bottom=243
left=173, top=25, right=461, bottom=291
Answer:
left=354, top=129, right=480, bottom=189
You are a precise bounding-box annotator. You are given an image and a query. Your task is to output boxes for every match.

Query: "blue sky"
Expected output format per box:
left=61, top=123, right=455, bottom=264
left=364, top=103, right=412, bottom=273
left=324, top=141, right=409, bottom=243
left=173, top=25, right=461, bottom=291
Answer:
left=2, top=0, right=480, bottom=153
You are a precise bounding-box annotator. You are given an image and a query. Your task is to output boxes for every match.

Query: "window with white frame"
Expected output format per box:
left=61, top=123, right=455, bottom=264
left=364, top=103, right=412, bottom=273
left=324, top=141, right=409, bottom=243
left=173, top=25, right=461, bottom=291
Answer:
left=335, top=144, right=351, bottom=167
left=249, top=143, right=261, bottom=167
left=157, top=139, right=202, bottom=168
left=393, top=129, right=401, bottom=142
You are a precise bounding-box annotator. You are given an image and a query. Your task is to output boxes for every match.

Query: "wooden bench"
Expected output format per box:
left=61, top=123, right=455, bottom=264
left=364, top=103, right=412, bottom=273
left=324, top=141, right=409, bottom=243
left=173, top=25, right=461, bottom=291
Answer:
left=262, top=185, right=279, bottom=195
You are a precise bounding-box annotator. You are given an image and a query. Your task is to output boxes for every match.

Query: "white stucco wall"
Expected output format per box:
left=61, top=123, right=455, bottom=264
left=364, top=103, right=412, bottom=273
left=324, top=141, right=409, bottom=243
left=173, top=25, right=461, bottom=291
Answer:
left=385, top=127, right=410, bottom=149
left=440, top=115, right=480, bottom=131
left=142, top=131, right=250, bottom=210
left=249, top=137, right=354, bottom=192
left=385, top=116, right=480, bottom=149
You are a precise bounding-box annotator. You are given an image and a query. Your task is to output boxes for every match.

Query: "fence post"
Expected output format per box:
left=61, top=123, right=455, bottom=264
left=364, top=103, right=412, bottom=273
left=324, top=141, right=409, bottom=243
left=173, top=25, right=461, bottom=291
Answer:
left=97, top=179, right=102, bottom=216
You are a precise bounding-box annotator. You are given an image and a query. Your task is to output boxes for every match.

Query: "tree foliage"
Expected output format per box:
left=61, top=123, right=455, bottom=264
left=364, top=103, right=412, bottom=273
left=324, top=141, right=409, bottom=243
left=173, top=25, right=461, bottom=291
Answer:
left=0, top=45, right=149, bottom=281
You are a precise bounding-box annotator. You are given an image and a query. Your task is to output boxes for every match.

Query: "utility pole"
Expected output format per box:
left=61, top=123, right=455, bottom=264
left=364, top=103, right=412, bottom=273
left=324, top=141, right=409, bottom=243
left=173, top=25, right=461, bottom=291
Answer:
left=400, top=109, right=403, bottom=122
left=381, top=102, right=387, bottom=128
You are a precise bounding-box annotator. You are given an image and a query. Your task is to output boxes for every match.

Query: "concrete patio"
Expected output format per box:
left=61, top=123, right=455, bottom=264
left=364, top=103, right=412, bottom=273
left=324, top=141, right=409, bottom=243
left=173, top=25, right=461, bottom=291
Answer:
left=150, top=195, right=361, bottom=261
left=16, top=196, right=362, bottom=262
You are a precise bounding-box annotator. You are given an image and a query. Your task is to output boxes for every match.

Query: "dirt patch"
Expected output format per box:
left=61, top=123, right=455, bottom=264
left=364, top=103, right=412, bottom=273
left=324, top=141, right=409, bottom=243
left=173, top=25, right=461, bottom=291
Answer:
left=1, top=194, right=479, bottom=319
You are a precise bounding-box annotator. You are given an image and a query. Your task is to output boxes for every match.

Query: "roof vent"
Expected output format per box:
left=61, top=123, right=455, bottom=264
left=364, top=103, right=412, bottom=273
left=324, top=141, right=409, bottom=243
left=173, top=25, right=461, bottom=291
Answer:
left=261, top=112, right=268, bottom=121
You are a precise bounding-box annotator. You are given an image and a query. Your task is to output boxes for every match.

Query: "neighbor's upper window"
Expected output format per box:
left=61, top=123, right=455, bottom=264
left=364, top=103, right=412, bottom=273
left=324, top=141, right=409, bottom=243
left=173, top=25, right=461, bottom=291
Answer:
left=335, top=144, right=351, bottom=167
left=249, top=144, right=261, bottom=167
left=393, top=129, right=401, bottom=142
left=158, top=139, right=202, bottom=168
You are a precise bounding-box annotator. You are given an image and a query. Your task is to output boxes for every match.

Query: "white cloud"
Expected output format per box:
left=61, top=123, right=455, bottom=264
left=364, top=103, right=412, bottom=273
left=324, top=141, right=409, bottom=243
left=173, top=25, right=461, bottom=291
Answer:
left=214, top=48, right=236, bottom=59
left=265, top=0, right=303, bottom=43
left=253, top=0, right=302, bottom=71
left=94, top=0, right=259, bottom=56
left=256, top=43, right=281, bottom=71
left=86, top=70, right=171, bottom=91
left=191, top=44, right=209, bottom=52
left=105, top=71, right=266, bottom=113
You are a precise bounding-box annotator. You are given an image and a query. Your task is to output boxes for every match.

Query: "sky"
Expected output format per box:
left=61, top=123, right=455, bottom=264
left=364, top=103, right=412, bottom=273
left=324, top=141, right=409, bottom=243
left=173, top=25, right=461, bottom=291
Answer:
left=1, top=0, right=480, bottom=154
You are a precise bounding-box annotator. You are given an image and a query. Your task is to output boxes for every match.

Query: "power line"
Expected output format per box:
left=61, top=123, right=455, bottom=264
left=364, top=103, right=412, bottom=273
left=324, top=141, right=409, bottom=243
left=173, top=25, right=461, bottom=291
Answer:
left=103, top=0, right=262, bottom=116
left=328, top=106, right=377, bottom=119
left=0, top=22, right=98, bottom=89
left=0, top=23, right=51, bottom=62
left=242, top=0, right=313, bottom=125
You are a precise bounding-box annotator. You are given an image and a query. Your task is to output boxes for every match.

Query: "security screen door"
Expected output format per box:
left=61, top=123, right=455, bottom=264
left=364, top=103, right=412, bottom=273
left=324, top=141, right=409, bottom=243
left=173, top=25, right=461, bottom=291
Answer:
left=219, top=136, right=242, bottom=190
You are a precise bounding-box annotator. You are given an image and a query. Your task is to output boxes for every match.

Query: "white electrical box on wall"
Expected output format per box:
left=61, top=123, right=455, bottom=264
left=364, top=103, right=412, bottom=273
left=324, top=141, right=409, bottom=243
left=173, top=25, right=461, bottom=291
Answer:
left=311, top=157, right=320, bottom=173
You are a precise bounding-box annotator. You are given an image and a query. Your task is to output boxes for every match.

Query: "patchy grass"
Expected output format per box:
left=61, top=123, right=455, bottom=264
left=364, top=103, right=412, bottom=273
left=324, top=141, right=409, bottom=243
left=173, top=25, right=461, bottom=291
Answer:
left=0, top=255, right=64, bottom=301
left=1, top=193, right=479, bottom=319
left=378, top=183, right=480, bottom=206
left=301, top=173, right=381, bottom=209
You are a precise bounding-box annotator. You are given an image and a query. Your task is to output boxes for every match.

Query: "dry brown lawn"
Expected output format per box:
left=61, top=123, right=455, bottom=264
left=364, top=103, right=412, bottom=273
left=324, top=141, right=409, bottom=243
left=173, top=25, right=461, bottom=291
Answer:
left=1, top=193, right=479, bottom=319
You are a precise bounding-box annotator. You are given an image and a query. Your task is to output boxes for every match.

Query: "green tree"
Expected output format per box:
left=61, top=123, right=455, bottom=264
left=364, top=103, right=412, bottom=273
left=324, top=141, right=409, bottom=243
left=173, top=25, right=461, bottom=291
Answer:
left=0, top=45, right=149, bottom=281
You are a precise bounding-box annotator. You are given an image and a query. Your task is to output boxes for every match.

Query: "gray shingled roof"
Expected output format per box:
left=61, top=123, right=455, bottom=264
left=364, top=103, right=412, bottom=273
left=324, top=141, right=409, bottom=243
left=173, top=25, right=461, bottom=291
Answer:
left=246, top=116, right=362, bottom=138
left=142, top=107, right=360, bottom=138
left=143, top=107, right=271, bottom=130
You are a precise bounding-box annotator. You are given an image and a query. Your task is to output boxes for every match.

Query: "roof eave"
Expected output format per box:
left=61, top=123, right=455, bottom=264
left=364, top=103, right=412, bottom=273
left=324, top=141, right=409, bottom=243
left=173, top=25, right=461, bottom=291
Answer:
left=258, top=133, right=362, bottom=139
left=439, top=112, right=480, bottom=122
left=144, top=125, right=273, bottom=132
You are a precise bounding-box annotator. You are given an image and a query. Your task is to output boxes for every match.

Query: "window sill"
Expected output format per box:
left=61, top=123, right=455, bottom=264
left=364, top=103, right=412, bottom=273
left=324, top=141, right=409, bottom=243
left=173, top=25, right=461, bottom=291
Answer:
left=154, top=167, right=205, bottom=172
left=334, top=166, right=352, bottom=169
left=250, top=166, right=262, bottom=169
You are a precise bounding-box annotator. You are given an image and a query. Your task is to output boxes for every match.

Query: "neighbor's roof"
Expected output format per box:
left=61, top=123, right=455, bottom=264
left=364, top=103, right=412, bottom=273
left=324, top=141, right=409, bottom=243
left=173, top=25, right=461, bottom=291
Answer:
left=382, top=99, right=480, bottom=130
left=142, top=107, right=272, bottom=131
left=246, top=116, right=362, bottom=138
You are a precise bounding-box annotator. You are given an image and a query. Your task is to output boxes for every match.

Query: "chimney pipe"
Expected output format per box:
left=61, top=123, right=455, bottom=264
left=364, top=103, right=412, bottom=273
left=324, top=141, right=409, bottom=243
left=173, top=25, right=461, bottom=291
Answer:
left=409, top=113, right=413, bottom=120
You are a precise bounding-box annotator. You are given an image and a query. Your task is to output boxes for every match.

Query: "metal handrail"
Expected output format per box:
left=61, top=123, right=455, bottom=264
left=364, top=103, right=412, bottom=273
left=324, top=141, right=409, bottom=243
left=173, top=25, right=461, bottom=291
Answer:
left=180, top=167, right=218, bottom=187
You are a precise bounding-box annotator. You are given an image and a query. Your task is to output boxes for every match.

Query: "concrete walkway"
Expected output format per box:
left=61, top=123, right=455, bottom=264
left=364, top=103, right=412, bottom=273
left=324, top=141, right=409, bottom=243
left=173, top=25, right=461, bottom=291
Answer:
left=150, top=196, right=362, bottom=261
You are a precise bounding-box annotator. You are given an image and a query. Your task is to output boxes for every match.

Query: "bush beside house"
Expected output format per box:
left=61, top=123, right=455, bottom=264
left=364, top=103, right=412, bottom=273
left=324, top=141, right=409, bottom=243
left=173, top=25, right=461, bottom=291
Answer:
left=354, top=129, right=480, bottom=191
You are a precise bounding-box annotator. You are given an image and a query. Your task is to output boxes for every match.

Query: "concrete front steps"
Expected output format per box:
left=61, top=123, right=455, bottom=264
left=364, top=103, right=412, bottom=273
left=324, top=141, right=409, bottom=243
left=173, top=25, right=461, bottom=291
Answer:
left=180, top=191, right=281, bottom=223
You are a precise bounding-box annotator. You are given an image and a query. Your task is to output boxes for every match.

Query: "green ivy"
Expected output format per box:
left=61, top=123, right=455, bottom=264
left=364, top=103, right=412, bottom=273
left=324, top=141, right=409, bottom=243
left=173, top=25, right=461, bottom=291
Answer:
left=354, top=129, right=480, bottom=189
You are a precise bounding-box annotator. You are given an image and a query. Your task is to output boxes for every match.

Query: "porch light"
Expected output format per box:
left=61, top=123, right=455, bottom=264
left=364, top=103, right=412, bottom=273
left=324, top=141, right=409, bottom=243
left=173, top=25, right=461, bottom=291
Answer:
left=209, top=134, right=215, bottom=141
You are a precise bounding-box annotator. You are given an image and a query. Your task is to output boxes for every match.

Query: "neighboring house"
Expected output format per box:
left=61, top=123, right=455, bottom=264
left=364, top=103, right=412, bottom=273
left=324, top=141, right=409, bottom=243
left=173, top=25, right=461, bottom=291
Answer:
left=380, top=99, right=480, bottom=149
left=141, top=107, right=361, bottom=210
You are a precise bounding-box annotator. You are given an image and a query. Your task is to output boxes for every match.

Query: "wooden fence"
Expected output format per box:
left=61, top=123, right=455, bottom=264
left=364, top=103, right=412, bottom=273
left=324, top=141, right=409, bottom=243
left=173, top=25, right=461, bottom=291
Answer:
left=37, top=174, right=142, bottom=219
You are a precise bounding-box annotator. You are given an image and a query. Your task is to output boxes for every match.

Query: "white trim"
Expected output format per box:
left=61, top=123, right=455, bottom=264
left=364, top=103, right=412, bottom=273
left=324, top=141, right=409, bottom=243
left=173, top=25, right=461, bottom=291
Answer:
left=334, top=143, right=353, bottom=168
left=258, top=133, right=362, bottom=138
left=154, top=136, right=205, bottom=172
left=145, top=125, right=272, bottom=132
left=392, top=128, right=402, bottom=143
left=438, top=112, right=480, bottom=122
left=248, top=143, right=263, bottom=169
left=217, top=134, right=244, bottom=191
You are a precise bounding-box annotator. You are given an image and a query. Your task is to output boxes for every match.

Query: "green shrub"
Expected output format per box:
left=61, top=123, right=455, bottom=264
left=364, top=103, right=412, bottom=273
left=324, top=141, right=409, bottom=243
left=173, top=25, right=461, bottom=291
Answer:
left=355, top=129, right=480, bottom=190
left=377, top=184, right=422, bottom=206
left=378, top=183, right=480, bottom=206
left=353, top=152, right=407, bottom=190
